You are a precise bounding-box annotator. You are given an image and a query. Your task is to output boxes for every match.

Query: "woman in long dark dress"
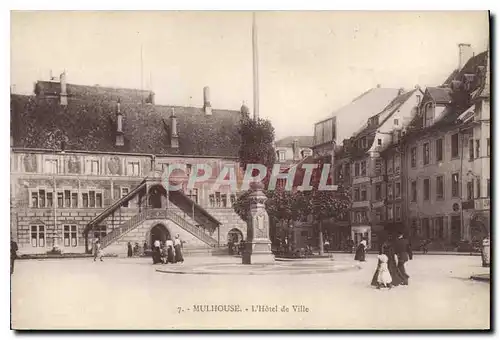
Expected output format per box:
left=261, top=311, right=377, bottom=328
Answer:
left=371, top=241, right=405, bottom=287
left=354, top=239, right=367, bottom=262
left=174, top=234, right=184, bottom=263
left=127, top=242, right=133, bottom=258
left=166, top=238, right=175, bottom=264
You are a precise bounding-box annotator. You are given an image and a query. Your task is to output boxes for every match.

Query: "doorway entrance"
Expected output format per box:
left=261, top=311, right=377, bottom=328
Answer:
left=148, top=185, right=166, bottom=209
left=150, top=224, right=170, bottom=245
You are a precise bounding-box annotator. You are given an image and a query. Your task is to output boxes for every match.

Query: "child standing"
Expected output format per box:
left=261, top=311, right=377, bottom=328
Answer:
left=377, top=253, right=392, bottom=289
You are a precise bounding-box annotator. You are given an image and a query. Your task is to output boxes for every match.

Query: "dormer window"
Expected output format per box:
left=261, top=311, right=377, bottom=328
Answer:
left=424, top=102, right=435, bottom=128
left=394, top=119, right=399, bottom=126
left=377, top=138, right=382, bottom=146
left=361, top=137, right=367, bottom=149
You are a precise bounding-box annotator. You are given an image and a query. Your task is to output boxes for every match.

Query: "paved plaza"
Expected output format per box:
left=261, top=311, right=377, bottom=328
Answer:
left=11, top=254, right=490, bottom=330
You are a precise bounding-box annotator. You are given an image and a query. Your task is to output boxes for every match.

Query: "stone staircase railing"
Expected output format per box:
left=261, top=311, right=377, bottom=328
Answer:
left=100, top=211, right=147, bottom=249
left=99, top=209, right=219, bottom=250
left=166, top=210, right=219, bottom=247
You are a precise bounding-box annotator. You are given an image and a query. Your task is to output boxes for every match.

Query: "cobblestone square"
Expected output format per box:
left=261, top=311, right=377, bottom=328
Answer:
left=11, top=254, right=490, bottom=330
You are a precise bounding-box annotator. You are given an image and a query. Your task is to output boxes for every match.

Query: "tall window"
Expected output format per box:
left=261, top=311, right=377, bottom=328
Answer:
left=121, top=187, right=130, bottom=208
left=187, top=188, right=199, bottom=204
left=375, top=183, right=382, bottom=201
left=395, top=205, right=401, bottom=221
left=436, top=176, right=444, bottom=200
left=209, top=192, right=222, bottom=208
left=127, top=161, right=140, bottom=176
left=487, top=138, right=490, bottom=157
left=354, top=188, right=360, bottom=201
left=411, top=147, right=417, bottom=168
left=487, top=179, right=490, bottom=198
left=344, top=163, right=350, bottom=177
left=31, top=189, right=57, bottom=208
left=467, top=181, right=473, bottom=200
left=476, top=178, right=481, bottom=198
left=278, top=151, right=286, bottom=162
left=387, top=205, right=393, bottom=220
left=44, top=159, right=59, bottom=174
left=424, top=103, right=434, bottom=127
left=354, top=163, right=360, bottom=176
left=423, top=178, right=430, bottom=201
left=360, top=161, right=366, bottom=176
left=411, top=181, right=417, bottom=202
left=469, top=139, right=474, bottom=161
left=387, top=183, right=393, bottom=200
left=421, top=218, right=430, bottom=238
left=31, top=225, right=45, bottom=247
left=423, top=143, right=430, bottom=165
left=434, top=217, right=444, bottom=239
left=71, top=192, right=78, bottom=208
left=394, top=154, right=401, bottom=173
left=230, top=194, right=237, bottom=207
left=82, top=191, right=103, bottom=208
left=436, top=138, right=443, bottom=162
left=220, top=193, right=228, bottom=208
left=451, top=133, right=459, bottom=158
left=452, top=173, right=459, bottom=197
left=375, top=159, right=382, bottom=176
left=395, top=182, right=401, bottom=198
left=57, top=192, right=63, bottom=208
left=63, top=225, right=78, bottom=247
left=360, top=187, right=367, bottom=201
left=86, top=160, right=100, bottom=175
left=475, top=139, right=480, bottom=159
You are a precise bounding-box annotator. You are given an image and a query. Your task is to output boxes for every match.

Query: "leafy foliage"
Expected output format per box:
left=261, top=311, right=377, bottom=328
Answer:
left=237, top=116, right=276, bottom=171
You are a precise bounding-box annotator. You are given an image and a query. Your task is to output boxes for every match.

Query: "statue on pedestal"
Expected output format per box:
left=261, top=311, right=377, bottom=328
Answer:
left=242, top=182, right=275, bottom=265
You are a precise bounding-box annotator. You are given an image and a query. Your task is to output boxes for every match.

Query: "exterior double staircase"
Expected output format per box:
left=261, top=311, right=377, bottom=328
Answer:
left=84, top=177, right=221, bottom=252
left=99, top=209, right=219, bottom=249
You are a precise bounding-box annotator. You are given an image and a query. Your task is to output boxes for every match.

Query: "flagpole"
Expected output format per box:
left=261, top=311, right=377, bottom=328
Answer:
left=252, top=12, right=259, bottom=121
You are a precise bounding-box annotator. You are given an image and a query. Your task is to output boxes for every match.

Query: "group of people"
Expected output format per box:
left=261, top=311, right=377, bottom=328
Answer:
left=151, top=234, right=184, bottom=265
left=127, top=242, right=144, bottom=257
left=353, top=233, right=413, bottom=288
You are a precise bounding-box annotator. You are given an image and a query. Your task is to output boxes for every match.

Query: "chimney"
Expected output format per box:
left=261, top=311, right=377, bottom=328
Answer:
left=115, top=99, right=124, bottom=147
left=458, top=43, right=473, bottom=71
left=170, top=108, right=179, bottom=149
left=398, top=88, right=405, bottom=95
left=203, top=86, right=212, bottom=115
left=292, top=139, right=300, bottom=161
left=240, top=101, right=250, bottom=118
left=60, top=72, right=68, bottom=106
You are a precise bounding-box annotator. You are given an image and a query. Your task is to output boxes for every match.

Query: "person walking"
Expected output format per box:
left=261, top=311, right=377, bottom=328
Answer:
left=166, top=237, right=175, bottom=264
left=152, top=239, right=161, bottom=264
left=393, top=233, right=410, bottom=285
left=354, top=239, right=367, bottom=262
left=94, top=239, right=104, bottom=262
left=127, top=242, right=133, bottom=258
left=11, top=239, right=18, bottom=275
left=174, top=234, right=184, bottom=263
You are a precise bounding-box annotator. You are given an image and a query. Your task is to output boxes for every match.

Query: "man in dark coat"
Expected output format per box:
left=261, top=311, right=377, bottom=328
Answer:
left=393, top=233, right=410, bottom=285
left=11, top=239, right=18, bottom=275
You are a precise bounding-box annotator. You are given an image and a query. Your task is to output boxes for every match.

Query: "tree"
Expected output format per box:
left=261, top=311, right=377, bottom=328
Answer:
left=304, top=183, right=351, bottom=255
left=237, top=116, right=276, bottom=174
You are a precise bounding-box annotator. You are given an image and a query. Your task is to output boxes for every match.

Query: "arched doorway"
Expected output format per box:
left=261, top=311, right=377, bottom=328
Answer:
left=148, top=185, right=166, bottom=209
left=150, top=224, right=170, bottom=245
left=227, top=228, right=244, bottom=244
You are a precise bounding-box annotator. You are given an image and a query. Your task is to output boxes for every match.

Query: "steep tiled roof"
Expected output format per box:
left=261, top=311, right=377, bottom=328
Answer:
left=316, top=87, right=400, bottom=145
left=404, top=51, right=488, bottom=141
left=275, top=136, right=314, bottom=148
left=355, top=89, right=417, bottom=138
left=11, top=86, right=241, bottom=157
left=34, top=81, right=154, bottom=105
left=426, top=87, right=453, bottom=104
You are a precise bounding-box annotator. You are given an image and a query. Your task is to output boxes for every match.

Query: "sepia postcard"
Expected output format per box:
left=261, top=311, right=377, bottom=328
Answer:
left=9, top=10, right=491, bottom=330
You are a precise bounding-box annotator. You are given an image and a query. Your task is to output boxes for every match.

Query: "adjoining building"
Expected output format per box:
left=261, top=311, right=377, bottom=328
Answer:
left=399, top=48, right=490, bottom=250
left=10, top=74, right=248, bottom=255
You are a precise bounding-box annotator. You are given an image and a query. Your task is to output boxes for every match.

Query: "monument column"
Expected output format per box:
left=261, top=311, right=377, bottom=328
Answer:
left=242, top=182, right=275, bottom=264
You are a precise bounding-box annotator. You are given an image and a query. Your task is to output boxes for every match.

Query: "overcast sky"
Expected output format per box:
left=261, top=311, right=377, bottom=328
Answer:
left=11, top=11, right=489, bottom=139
